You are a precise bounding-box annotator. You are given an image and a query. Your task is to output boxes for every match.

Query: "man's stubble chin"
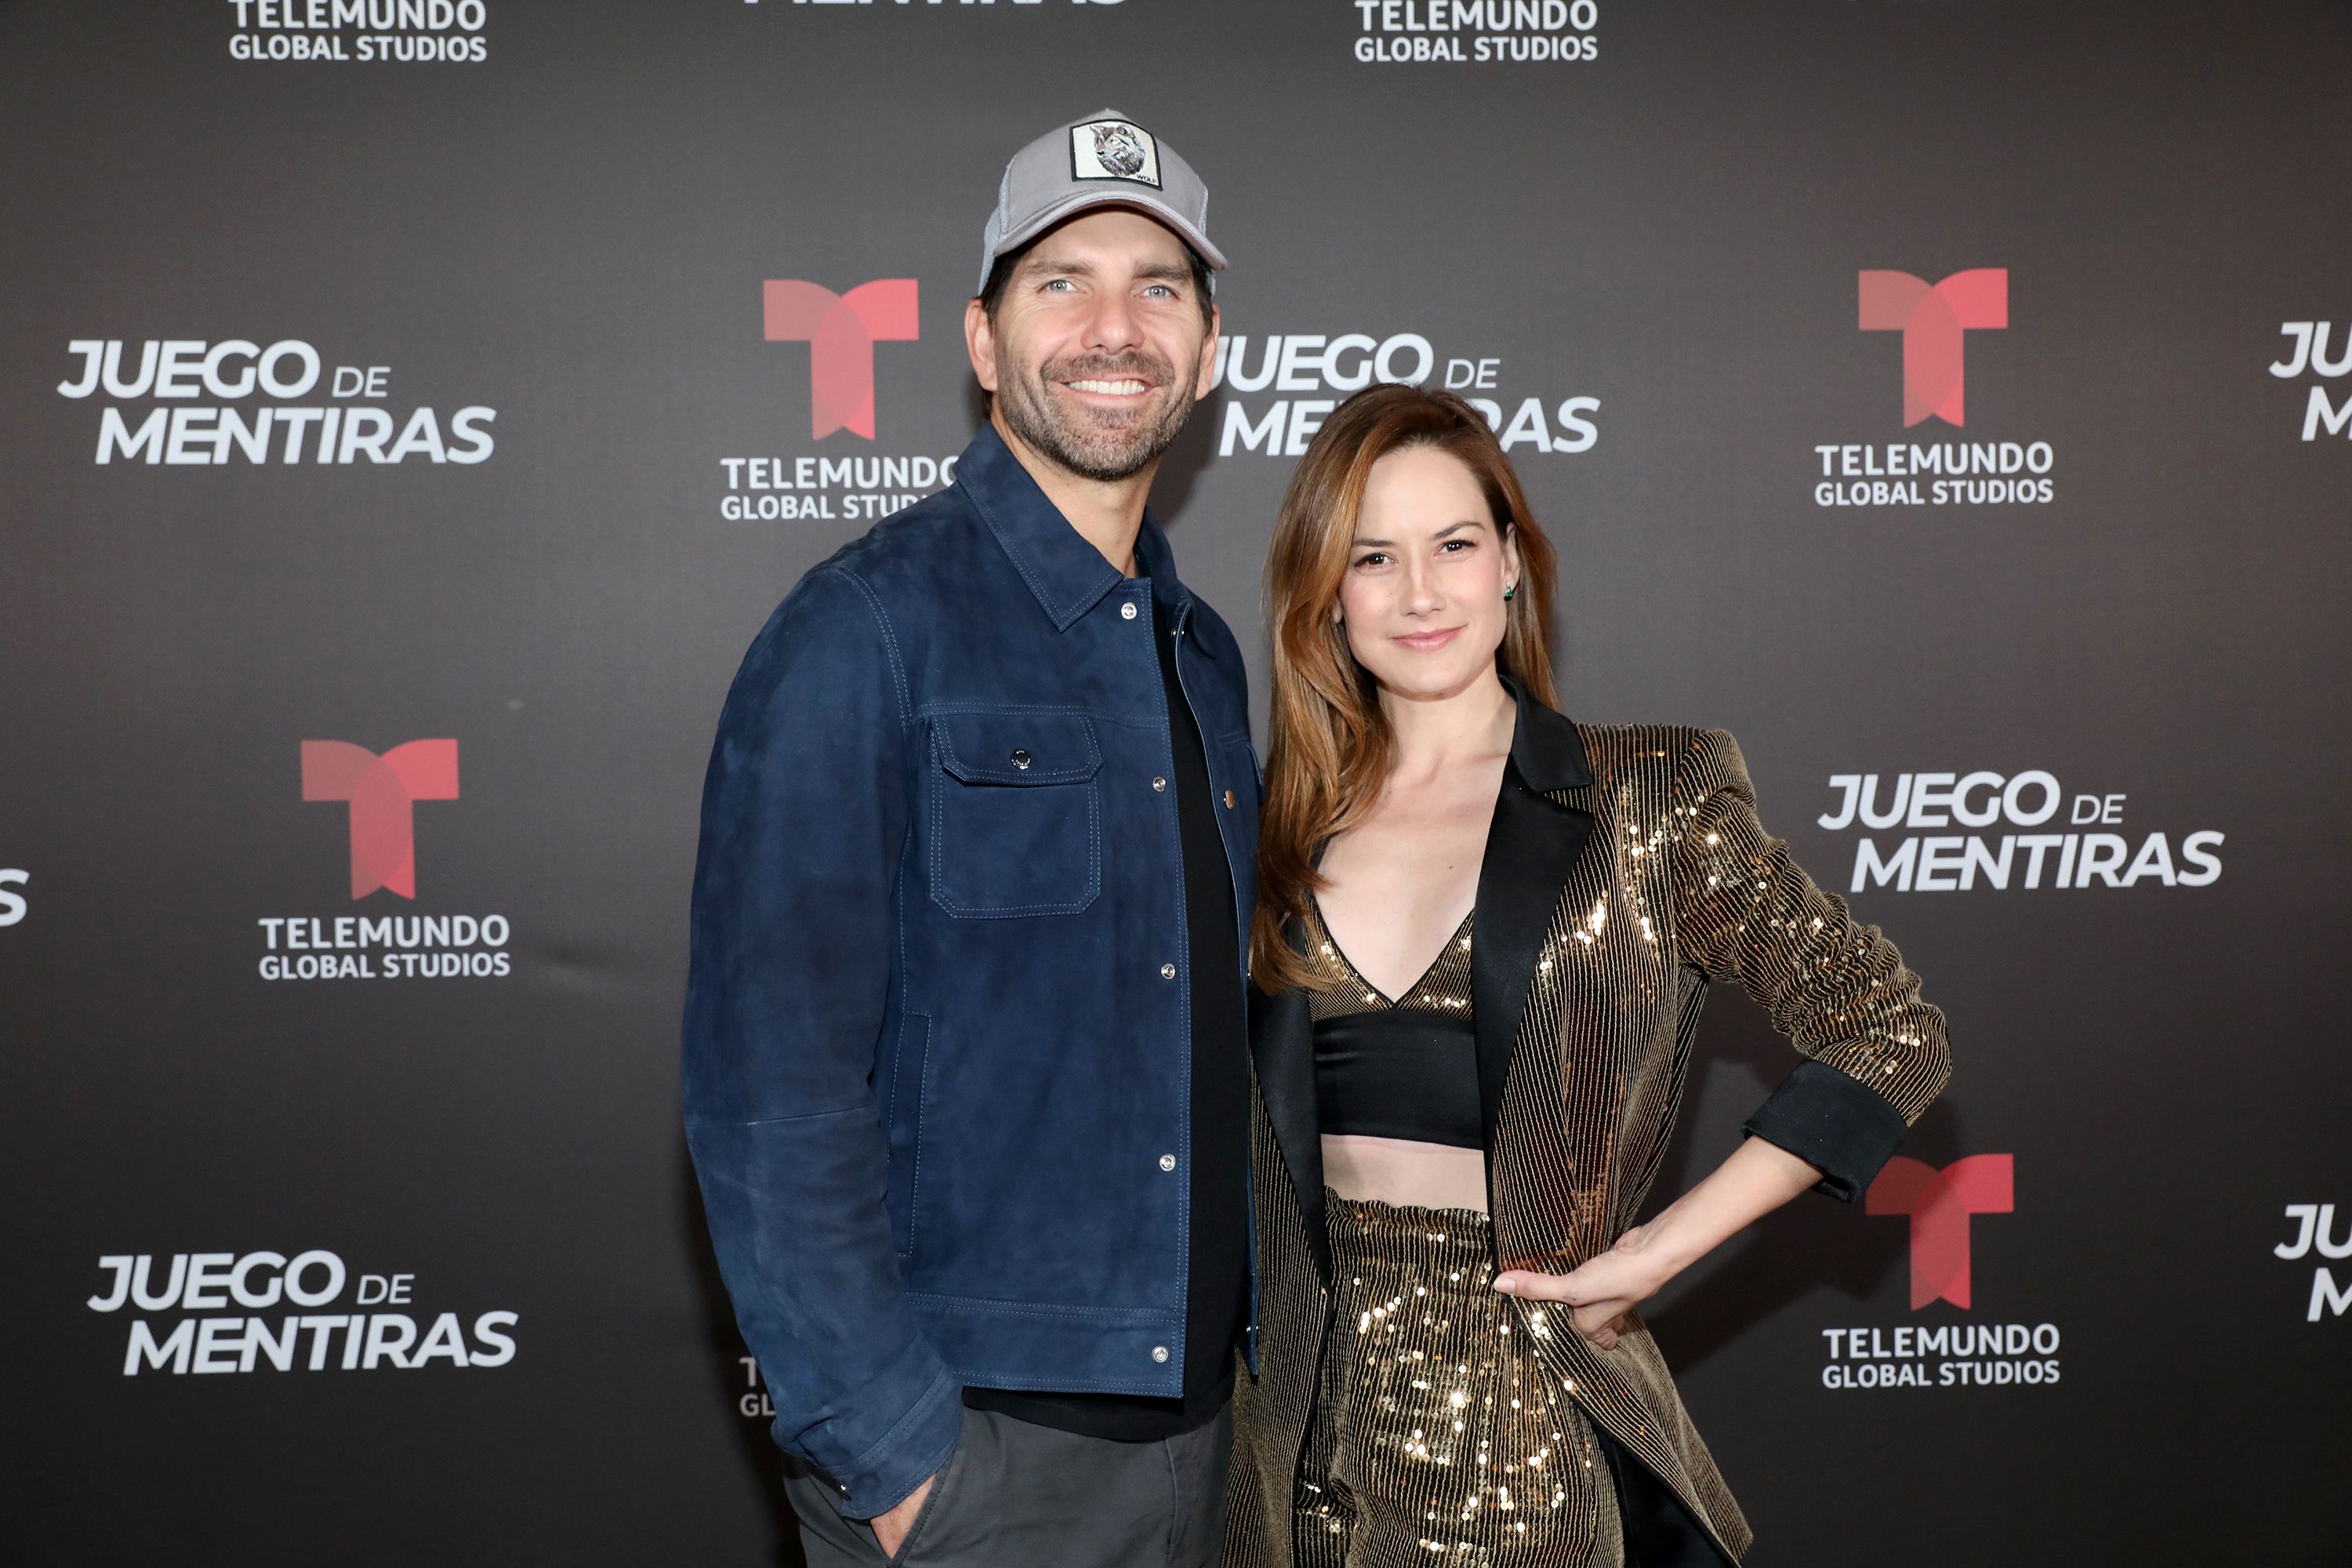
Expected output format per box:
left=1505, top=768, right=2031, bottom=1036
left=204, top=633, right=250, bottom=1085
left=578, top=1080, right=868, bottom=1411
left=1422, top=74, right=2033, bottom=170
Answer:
left=995, top=346, right=1201, bottom=484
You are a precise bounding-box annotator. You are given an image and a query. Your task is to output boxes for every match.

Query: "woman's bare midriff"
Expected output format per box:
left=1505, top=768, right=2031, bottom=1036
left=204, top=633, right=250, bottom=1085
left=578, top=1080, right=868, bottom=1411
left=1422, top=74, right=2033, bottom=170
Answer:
left=1321, top=1132, right=1489, bottom=1213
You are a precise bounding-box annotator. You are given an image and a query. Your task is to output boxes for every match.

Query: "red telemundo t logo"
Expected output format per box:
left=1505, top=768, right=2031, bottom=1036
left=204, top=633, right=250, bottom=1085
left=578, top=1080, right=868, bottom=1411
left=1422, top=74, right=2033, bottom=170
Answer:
left=301, top=740, right=459, bottom=900
left=1867, top=1152, right=2014, bottom=1309
left=763, top=278, right=919, bottom=440
left=1858, top=269, right=2009, bottom=427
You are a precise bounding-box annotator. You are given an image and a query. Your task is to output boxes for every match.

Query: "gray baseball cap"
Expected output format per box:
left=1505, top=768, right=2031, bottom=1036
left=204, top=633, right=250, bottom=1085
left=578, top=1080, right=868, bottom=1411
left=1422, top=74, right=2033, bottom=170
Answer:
left=978, top=109, right=1227, bottom=296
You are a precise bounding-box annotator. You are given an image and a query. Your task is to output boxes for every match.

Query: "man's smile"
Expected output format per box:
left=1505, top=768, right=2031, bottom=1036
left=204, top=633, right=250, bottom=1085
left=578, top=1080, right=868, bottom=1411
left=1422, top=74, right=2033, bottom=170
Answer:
left=1062, top=376, right=1153, bottom=399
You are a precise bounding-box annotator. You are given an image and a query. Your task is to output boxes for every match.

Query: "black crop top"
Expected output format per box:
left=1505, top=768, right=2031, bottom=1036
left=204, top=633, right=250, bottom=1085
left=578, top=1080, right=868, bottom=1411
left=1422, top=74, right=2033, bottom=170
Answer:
left=1305, top=902, right=1483, bottom=1150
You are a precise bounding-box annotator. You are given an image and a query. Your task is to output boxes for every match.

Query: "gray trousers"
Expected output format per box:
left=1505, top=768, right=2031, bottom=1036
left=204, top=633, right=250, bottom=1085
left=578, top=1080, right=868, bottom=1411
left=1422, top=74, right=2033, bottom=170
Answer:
left=786, top=1402, right=1232, bottom=1568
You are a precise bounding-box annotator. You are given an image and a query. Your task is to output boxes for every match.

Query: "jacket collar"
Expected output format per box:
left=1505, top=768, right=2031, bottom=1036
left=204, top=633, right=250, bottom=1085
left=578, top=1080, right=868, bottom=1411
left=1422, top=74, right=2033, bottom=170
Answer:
left=1501, top=672, right=1593, bottom=792
left=1138, top=521, right=1203, bottom=644
left=1468, top=677, right=1595, bottom=1205
left=956, top=422, right=1203, bottom=645
left=1250, top=983, right=1330, bottom=1283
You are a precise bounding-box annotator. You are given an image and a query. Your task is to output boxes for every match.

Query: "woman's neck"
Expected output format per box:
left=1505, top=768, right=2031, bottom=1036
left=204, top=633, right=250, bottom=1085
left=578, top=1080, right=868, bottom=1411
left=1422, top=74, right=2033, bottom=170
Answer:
left=1376, top=664, right=1516, bottom=782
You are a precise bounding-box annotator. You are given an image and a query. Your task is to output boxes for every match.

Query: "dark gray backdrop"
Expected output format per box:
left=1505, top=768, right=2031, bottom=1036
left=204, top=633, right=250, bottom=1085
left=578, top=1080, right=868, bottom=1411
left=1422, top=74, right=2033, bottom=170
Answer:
left=4, top=1, right=2347, bottom=1562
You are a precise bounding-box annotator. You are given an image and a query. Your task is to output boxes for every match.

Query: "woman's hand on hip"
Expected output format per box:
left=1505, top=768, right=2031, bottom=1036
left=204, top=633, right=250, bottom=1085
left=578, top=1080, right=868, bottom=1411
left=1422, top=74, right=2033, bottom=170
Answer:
left=1493, top=1225, right=1668, bottom=1350
left=1490, top=1137, right=1828, bottom=1350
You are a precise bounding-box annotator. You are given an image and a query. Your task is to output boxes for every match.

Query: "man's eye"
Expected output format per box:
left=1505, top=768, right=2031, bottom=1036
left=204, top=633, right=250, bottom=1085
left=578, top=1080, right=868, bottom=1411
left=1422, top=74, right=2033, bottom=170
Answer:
left=1042, top=278, right=1075, bottom=292
left=1143, top=285, right=1174, bottom=298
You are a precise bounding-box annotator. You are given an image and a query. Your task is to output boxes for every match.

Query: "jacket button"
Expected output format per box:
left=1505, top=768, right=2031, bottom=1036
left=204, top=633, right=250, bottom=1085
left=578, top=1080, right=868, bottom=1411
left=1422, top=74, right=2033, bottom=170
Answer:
left=1152, top=776, right=1167, bottom=792
left=1010, top=749, right=1032, bottom=770
left=1223, top=789, right=1236, bottom=809
left=1120, top=601, right=1138, bottom=620
left=1159, top=1153, right=1177, bottom=1171
left=1160, top=963, right=1177, bottom=980
left=1151, top=1345, right=1170, bottom=1363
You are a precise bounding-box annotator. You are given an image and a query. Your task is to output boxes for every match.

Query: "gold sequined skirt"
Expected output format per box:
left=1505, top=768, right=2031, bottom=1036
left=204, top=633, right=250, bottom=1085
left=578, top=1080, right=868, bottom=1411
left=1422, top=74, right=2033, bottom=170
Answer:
left=1292, top=1194, right=1624, bottom=1568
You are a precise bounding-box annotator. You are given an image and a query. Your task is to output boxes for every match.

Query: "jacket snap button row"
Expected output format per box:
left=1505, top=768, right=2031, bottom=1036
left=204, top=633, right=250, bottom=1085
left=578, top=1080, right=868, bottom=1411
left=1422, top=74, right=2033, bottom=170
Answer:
left=1010, top=749, right=1032, bottom=770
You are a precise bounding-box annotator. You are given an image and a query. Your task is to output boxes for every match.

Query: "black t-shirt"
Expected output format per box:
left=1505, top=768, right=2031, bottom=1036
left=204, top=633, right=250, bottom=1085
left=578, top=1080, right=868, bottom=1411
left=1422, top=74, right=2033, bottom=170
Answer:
left=964, top=591, right=1250, bottom=1442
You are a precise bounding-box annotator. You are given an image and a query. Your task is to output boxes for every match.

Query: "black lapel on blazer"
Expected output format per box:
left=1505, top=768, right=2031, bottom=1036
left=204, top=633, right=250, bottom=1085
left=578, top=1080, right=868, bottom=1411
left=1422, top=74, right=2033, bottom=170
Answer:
left=1249, top=974, right=1331, bottom=1283
left=1471, top=682, right=1596, bottom=1177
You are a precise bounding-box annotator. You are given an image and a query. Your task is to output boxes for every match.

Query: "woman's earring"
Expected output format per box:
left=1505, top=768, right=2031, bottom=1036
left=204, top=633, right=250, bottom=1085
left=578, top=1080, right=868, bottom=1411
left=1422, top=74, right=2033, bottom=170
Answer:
left=1503, top=582, right=1517, bottom=601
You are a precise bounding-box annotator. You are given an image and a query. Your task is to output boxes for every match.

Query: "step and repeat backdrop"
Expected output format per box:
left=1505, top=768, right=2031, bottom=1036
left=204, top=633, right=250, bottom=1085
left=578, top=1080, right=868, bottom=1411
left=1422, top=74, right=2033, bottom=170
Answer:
left=3, top=2, right=2346, bottom=1563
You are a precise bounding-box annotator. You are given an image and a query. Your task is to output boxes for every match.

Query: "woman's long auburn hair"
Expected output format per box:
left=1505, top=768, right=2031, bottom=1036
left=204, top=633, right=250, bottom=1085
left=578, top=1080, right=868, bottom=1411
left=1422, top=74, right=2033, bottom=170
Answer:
left=1249, top=383, right=1559, bottom=993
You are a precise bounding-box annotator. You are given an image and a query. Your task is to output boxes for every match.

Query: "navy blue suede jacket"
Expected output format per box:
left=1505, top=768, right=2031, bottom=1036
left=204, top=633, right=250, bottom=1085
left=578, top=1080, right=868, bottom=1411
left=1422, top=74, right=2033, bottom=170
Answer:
left=682, top=424, right=1261, bottom=1519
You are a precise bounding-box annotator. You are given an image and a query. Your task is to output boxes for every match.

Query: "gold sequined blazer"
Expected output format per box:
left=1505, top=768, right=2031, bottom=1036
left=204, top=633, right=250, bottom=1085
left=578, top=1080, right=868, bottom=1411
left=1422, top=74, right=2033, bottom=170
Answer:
left=1229, top=685, right=1953, bottom=1564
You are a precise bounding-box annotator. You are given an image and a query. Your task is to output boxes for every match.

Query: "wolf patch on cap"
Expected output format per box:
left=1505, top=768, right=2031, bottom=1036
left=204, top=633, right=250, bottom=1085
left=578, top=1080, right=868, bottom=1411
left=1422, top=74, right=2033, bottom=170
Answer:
left=1071, top=118, right=1160, bottom=186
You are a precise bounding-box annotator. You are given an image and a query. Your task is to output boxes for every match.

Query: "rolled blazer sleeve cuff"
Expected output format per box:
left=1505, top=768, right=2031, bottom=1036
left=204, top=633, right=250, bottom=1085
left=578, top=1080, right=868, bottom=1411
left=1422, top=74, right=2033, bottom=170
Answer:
left=1741, top=1060, right=1911, bottom=1203
left=822, top=1361, right=964, bottom=1521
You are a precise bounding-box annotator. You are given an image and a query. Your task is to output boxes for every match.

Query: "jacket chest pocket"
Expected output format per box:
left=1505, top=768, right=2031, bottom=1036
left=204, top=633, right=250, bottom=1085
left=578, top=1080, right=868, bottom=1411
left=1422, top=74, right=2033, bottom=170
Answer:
left=927, top=712, right=1103, bottom=917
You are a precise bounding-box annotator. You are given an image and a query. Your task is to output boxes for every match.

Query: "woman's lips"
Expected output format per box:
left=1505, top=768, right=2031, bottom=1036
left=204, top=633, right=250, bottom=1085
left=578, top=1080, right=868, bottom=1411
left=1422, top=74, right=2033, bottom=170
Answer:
left=1391, top=626, right=1464, bottom=652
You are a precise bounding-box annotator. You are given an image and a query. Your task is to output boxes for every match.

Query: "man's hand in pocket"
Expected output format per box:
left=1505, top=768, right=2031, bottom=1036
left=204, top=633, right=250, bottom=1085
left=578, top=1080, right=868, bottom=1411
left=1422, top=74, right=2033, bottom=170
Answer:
left=871, top=1472, right=935, bottom=1559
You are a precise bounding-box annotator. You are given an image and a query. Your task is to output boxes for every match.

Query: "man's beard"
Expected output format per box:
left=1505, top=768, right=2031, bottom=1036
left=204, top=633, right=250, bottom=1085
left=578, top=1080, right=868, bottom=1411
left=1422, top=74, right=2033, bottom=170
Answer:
left=993, top=345, right=1200, bottom=482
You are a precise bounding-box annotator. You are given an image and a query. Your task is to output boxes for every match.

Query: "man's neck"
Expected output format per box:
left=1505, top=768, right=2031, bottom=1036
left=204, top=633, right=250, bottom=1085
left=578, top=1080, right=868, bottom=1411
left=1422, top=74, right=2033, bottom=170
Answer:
left=990, top=406, right=1156, bottom=579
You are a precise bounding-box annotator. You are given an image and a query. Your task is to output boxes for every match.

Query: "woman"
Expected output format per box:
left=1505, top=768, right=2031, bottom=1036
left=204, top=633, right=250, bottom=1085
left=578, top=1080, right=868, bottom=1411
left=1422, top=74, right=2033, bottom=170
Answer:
left=1225, top=385, right=1951, bottom=1568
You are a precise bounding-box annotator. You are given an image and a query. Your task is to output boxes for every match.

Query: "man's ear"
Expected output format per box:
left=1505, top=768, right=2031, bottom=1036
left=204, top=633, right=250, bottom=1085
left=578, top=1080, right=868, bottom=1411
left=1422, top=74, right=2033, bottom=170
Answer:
left=965, top=296, right=1000, bottom=393
left=1192, top=303, right=1221, bottom=401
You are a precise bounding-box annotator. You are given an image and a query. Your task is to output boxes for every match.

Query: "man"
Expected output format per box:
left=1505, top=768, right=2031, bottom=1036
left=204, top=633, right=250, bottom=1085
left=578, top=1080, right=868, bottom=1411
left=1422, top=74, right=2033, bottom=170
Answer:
left=683, top=111, right=1257, bottom=1567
